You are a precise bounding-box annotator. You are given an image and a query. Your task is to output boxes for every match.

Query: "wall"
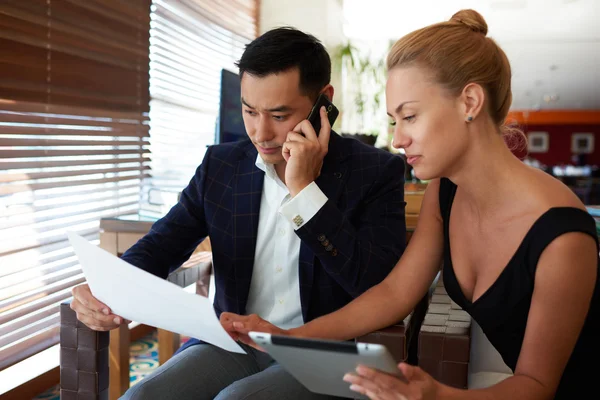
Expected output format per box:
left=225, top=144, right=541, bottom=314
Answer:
left=517, top=124, right=600, bottom=166
left=259, top=0, right=345, bottom=49
left=259, top=0, right=346, bottom=130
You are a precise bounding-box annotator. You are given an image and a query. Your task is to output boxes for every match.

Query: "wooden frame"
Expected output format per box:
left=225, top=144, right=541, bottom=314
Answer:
left=571, top=132, right=594, bottom=154
left=527, top=131, right=549, bottom=153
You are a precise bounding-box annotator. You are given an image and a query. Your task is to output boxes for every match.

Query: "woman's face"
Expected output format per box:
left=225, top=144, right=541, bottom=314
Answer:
left=386, top=66, right=469, bottom=180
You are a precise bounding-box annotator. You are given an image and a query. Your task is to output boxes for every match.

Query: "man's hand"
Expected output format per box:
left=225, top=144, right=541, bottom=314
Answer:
left=70, top=284, right=130, bottom=331
left=283, top=105, right=331, bottom=197
left=220, top=312, right=289, bottom=352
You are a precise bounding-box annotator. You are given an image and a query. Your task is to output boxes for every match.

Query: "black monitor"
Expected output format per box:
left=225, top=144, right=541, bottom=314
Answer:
left=216, top=69, right=247, bottom=144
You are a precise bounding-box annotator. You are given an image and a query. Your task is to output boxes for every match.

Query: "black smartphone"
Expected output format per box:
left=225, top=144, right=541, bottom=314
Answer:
left=306, top=93, right=339, bottom=136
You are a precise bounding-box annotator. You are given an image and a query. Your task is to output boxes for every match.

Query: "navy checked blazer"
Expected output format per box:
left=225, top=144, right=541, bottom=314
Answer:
left=121, top=131, right=407, bottom=352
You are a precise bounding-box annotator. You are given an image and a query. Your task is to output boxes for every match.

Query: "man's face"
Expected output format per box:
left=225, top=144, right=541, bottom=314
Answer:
left=241, top=68, right=314, bottom=165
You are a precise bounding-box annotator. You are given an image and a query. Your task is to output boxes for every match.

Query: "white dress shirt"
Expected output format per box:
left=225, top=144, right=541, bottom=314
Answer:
left=245, top=155, right=328, bottom=330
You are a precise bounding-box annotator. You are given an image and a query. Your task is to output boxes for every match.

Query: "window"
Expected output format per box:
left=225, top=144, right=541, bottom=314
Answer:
left=142, top=0, right=258, bottom=216
left=0, top=0, right=258, bottom=373
left=0, top=0, right=151, bottom=370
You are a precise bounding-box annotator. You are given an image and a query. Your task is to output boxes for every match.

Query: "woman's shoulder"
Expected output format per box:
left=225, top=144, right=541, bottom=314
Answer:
left=524, top=167, right=587, bottom=213
left=519, top=167, right=597, bottom=256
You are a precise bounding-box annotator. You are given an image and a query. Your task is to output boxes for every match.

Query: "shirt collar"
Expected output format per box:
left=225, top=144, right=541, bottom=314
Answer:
left=255, top=154, right=288, bottom=191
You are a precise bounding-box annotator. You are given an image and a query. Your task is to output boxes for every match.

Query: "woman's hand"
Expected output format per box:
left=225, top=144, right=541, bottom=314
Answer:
left=344, top=363, right=440, bottom=400
left=220, top=312, right=289, bottom=351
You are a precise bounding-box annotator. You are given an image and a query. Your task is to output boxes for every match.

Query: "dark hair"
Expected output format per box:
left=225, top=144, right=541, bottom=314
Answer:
left=236, top=27, right=331, bottom=99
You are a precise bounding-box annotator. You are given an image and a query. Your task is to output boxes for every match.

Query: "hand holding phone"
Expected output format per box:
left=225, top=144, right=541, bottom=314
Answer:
left=282, top=94, right=339, bottom=197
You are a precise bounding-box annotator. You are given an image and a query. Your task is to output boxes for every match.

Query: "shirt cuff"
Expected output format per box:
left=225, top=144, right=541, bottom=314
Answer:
left=280, top=182, right=328, bottom=230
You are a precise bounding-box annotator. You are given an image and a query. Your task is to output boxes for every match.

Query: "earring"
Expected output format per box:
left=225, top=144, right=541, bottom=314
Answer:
left=466, top=116, right=473, bottom=122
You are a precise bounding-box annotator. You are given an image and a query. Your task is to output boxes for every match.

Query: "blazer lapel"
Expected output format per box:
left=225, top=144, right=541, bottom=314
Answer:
left=232, top=145, right=264, bottom=314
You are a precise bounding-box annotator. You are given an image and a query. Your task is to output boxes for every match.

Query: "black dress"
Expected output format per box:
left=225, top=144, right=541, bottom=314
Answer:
left=439, top=178, right=599, bottom=398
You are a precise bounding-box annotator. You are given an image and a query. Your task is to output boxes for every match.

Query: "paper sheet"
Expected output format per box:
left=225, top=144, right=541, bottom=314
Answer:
left=67, top=232, right=245, bottom=354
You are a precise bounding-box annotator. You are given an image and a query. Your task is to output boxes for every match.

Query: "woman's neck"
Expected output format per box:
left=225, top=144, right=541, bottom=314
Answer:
left=445, top=130, right=526, bottom=218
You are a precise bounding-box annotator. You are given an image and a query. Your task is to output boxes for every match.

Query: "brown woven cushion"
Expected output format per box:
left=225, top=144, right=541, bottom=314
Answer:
left=60, top=302, right=109, bottom=400
left=418, top=279, right=471, bottom=389
left=356, top=313, right=416, bottom=363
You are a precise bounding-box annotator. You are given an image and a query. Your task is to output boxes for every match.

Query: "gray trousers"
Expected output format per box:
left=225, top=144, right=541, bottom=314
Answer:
left=119, top=342, right=348, bottom=400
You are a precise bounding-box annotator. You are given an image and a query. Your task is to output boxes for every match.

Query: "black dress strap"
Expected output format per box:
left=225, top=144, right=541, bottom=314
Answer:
left=524, top=207, right=599, bottom=277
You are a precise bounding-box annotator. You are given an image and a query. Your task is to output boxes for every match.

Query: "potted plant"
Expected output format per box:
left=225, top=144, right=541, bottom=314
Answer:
left=332, top=41, right=387, bottom=147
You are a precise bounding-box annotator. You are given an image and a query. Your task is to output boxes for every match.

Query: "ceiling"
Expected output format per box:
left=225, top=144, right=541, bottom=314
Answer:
left=342, top=0, right=600, bottom=110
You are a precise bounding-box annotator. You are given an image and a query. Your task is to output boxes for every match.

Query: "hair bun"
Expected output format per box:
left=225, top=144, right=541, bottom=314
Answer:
left=451, top=9, right=488, bottom=36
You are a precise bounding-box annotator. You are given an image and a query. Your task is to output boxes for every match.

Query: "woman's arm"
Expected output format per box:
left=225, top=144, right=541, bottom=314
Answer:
left=291, top=179, right=445, bottom=340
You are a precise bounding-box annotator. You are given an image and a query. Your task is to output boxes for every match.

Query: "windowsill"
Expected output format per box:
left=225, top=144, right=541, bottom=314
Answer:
left=0, top=321, right=142, bottom=396
left=0, top=283, right=203, bottom=396
left=0, top=344, right=59, bottom=395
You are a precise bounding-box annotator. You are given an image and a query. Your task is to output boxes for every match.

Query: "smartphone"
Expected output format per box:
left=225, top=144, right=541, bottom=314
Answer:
left=306, top=93, right=339, bottom=136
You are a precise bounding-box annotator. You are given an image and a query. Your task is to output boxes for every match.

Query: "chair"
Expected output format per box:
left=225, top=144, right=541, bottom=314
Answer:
left=59, top=258, right=432, bottom=399
left=60, top=188, right=429, bottom=399
left=417, top=275, right=472, bottom=389
left=59, top=253, right=212, bottom=400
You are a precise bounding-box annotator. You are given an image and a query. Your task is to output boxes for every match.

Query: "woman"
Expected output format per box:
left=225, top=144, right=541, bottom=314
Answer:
left=221, top=9, right=599, bottom=399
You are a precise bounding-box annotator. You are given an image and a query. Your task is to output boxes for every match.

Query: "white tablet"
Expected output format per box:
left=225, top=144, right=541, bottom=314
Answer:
left=249, top=332, right=404, bottom=399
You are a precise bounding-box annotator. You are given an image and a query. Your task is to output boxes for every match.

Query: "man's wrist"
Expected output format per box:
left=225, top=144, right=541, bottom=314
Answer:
left=288, top=180, right=313, bottom=197
left=279, top=182, right=328, bottom=230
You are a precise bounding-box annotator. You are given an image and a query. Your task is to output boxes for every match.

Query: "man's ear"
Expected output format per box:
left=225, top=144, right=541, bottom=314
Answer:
left=321, top=84, right=334, bottom=103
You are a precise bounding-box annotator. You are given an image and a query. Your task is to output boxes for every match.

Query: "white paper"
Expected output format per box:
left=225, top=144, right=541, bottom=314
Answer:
left=67, top=232, right=245, bottom=354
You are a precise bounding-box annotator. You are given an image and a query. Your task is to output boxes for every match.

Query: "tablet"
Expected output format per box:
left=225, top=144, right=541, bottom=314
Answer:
left=249, top=332, right=404, bottom=399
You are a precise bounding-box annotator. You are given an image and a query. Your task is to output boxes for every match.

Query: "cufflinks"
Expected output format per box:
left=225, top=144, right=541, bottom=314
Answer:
left=292, top=215, right=304, bottom=227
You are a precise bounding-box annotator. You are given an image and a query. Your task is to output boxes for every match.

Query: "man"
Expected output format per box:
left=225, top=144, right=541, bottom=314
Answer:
left=71, top=27, right=406, bottom=399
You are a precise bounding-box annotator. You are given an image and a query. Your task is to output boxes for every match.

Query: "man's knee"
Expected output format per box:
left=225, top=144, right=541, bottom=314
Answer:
left=119, top=345, right=212, bottom=400
left=119, top=379, right=155, bottom=400
left=215, top=379, right=272, bottom=400
left=214, top=369, right=317, bottom=400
